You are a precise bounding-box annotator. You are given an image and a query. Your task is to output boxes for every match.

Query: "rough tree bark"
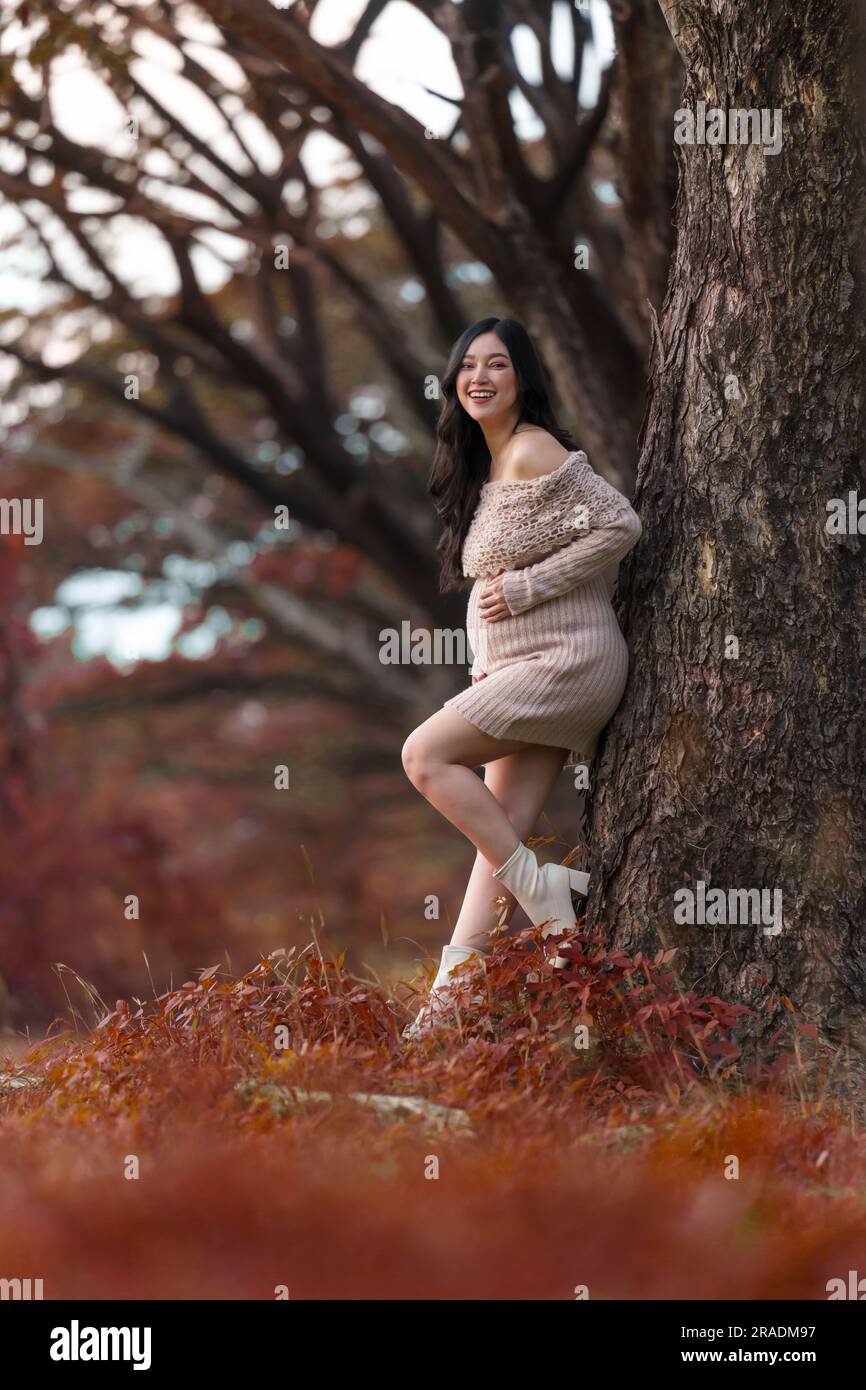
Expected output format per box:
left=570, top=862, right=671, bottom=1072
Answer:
left=587, top=0, right=866, bottom=1067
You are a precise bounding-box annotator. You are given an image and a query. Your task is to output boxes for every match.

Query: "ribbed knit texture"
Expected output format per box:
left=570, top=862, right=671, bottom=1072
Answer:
left=444, top=450, right=642, bottom=767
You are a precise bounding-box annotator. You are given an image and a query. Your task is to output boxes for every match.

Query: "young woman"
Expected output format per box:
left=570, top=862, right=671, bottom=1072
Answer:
left=401, top=316, right=641, bottom=1038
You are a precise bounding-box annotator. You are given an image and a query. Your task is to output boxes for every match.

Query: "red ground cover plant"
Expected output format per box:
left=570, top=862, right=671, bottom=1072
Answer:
left=2, top=926, right=865, bottom=1300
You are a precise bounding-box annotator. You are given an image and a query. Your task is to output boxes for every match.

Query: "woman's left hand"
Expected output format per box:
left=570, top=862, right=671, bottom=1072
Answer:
left=478, top=572, right=511, bottom=623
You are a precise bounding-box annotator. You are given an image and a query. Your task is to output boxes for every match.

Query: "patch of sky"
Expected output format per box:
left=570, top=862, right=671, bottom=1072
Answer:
left=29, top=563, right=265, bottom=668
left=368, top=421, right=408, bottom=453
left=447, top=262, right=493, bottom=286
left=399, top=278, right=426, bottom=303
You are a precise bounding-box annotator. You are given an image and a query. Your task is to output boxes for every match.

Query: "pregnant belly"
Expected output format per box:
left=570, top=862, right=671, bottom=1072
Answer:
left=467, top=576, right=625, bottom=672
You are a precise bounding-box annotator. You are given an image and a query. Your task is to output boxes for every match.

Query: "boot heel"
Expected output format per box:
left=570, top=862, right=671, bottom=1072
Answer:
left=568, top=868, right=590, bottom=897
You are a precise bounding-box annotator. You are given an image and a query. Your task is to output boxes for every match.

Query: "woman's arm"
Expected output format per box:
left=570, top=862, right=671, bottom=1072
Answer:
left=500, top=487, right=642, bottom=617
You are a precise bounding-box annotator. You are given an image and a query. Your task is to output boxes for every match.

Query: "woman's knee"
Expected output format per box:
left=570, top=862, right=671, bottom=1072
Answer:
left=401, top=730, right=438, bottom=792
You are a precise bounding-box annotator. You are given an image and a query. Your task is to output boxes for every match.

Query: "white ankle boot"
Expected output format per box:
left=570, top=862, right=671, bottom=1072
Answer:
left=492, top=842, right=589, bottom=968
left=402, top=943, right=483, bottom=1040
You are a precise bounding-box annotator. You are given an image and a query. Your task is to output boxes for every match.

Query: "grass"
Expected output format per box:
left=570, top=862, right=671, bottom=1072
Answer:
left=1, top=926, right=865, bottom=1300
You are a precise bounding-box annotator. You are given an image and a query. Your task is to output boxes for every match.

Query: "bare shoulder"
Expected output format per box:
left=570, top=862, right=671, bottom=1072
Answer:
left=503, top=428, right=572, bottom=481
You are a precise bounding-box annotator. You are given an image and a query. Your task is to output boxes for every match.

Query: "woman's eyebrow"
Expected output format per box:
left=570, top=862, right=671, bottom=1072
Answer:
left=461, top=353, right=511, bottom=362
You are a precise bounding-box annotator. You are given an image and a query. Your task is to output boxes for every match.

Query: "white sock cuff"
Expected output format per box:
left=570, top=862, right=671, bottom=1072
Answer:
left=492, top=841, right=525, bottom=879
left=441, top=944, right=480, bottom=965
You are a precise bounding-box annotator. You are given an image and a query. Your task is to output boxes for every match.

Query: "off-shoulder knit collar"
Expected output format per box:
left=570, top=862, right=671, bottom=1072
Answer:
left=481, top=449, right=587, bottom=492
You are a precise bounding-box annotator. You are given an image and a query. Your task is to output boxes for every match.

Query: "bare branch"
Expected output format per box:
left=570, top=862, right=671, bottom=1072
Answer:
left=196, top=0, right=509, bottom=265
left=336, top=0, right=391, bottom=64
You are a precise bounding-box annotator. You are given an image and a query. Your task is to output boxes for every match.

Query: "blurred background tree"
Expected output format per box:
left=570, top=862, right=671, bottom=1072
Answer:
left=0, top=0, right=680, bottom=1029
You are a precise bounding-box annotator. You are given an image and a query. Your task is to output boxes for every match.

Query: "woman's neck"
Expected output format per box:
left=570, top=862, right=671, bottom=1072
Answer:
left=481, top=413, right=525, bottom=469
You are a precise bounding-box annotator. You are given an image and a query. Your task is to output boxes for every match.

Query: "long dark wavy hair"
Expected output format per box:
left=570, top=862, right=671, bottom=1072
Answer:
left=428, top=316, right=576, bottom=592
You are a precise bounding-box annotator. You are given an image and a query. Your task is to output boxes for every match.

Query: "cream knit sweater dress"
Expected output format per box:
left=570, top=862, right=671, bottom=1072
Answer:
left=444, top=450, right=642, bottom=767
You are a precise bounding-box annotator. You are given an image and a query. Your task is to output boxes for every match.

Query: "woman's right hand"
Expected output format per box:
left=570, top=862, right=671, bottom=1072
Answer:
left=471, top=672, right=487, bottom=685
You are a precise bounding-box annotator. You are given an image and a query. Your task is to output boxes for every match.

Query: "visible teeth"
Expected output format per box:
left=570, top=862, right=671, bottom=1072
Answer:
left=469, top=391, right=494, bottom=399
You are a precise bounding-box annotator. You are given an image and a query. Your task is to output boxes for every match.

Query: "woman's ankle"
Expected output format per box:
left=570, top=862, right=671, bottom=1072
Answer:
left=492, top=840, right=527, bottom=877
left=447, top=937, right=489, bottom=956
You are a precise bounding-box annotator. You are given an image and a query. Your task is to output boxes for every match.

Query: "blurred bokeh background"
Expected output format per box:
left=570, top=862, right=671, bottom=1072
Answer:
left=0, top=0, right=679, bottom=1033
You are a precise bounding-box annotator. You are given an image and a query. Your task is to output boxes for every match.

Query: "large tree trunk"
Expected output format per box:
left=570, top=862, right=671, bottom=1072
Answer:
left=587, top=0, right=866, bottom=1070
left=501, top=215, right=643, bottom=493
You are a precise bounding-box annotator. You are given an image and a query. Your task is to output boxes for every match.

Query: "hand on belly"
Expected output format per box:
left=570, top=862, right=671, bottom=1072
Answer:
left=478, top=572, right=509, bottom=623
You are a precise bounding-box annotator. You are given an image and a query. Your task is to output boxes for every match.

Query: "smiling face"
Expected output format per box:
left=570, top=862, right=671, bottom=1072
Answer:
left=455, top=332, right=519, bottom=425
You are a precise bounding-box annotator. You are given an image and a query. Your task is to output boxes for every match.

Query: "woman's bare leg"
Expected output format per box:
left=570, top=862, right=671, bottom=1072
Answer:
left=401, top=708, right=568, bottom=950
left=449, top=745, right=568, bottom=950
left=402, top=708, right=532, bottom=865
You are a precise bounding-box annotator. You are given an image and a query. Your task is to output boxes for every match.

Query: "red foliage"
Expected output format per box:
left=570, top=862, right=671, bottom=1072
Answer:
left=2, top=929, right=862, bottom=1300
left=0, top=539, right=234, bottom=1027
left=2, top=522, right=862, bottom=1301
